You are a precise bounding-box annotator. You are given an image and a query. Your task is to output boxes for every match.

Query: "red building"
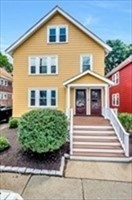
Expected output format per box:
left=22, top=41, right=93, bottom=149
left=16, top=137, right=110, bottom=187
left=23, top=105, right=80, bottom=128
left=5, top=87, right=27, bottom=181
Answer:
left=106, top=55, right=132, bottom=113
left=0, top=68, right=13, bottom=107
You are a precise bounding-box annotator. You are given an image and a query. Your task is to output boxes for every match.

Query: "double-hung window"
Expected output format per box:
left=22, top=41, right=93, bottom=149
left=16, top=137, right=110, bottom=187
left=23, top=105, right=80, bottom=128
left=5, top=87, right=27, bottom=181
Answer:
left=29, top=89, right=57, bottom=107
left=112, top=93, right=120, bottom=106
left=29, top=56, right=58, bottom=75
left=80, top=55, right=92, bottom=72
left=48, top=25, right=68, bottom=43
left=112, top=72, right=119, bottom=85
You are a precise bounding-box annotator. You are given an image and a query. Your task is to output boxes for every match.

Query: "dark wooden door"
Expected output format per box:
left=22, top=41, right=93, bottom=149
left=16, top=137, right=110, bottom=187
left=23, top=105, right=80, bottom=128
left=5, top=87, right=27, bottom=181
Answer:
left=76, top=89, right=86, bottom=115
left=91, top=89, right=101, bottom=115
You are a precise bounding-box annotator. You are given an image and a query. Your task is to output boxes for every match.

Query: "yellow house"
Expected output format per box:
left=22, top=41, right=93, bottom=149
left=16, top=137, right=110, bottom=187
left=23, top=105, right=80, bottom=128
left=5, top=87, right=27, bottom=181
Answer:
left=6, top=6, right=130, bottom=160
left=6, top=6, right=113, bottom=117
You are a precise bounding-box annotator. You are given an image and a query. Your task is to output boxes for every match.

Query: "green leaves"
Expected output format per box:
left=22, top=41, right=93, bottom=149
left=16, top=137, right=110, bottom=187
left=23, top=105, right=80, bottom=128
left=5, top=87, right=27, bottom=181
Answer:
left=0, top=52, right=13, bottom=73
left=0, top=136, right=10, bottom=152
left=105, top=40, right=132, bottom=74
left=118, top=113, right=132, bottom=133
left=18, top=109, right=68, bottom=153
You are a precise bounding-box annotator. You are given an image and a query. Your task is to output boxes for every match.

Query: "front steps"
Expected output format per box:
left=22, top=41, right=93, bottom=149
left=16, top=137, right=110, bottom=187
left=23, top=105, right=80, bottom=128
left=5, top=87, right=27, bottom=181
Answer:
left=70, top=125, right=127, bottom=161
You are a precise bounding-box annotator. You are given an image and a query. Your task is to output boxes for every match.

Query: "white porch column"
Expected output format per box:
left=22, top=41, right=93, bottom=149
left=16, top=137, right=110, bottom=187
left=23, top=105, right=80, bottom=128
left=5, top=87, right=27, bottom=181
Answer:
left=105, top=85, right=108, bottom=108
left=67, top=85, right=70, bottom=109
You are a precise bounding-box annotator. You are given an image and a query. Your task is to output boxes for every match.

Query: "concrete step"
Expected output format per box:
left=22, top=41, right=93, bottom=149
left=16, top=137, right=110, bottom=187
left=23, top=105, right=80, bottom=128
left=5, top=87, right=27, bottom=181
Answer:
left=71, top=151, right=125, bottom=157
left=70, top=155, right=129, bottom=162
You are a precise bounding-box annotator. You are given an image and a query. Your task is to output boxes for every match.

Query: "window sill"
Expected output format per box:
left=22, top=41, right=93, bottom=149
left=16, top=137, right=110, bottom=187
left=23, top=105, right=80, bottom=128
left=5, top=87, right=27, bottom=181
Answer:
left=47, top=42, right=68, bottom=44
left=28, top=74, right=58, bottom=76
left=28, top=106, right=57, bottom=108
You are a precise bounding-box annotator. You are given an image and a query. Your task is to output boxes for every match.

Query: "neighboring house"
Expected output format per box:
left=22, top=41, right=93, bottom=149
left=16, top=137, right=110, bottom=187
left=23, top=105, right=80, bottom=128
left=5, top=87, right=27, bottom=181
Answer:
left=6, top=6, right=130, bottom=160
left=0, top=68, right=12, bottom=107
left=106, top=55, right=132, bottom=113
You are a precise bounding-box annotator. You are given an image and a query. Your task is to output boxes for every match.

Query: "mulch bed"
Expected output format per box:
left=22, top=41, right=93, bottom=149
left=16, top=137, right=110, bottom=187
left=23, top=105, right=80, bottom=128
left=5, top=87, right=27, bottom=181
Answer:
left=0, top=128, right=69, bottom=170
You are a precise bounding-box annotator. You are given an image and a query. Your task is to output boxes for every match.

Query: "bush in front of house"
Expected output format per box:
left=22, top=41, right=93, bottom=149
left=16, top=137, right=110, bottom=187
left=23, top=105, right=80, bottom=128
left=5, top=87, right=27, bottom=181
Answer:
left=0, top=136, right=10, bottom=152
left=118, top=113, right=132, bottom=133
left=9, top=118, right=19, bottom=128
left=18, top=109, right=68, bottom=153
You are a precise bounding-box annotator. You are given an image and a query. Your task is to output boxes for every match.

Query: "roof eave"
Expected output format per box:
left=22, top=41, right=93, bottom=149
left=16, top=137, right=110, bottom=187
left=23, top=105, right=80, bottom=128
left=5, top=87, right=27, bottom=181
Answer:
left=63, top=70, right=114, bottom=86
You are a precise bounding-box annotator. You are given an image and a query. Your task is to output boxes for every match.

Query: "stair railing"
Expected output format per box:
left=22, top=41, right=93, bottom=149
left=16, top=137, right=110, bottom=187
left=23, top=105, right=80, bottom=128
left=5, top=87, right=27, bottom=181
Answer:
left=102, top=107, right=129, bottom=157
left=69, top=108, right=73, bottom=155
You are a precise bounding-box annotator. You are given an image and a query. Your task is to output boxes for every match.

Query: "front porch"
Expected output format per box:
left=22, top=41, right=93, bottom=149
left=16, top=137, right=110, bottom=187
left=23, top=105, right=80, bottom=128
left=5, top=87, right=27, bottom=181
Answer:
left=73, top=116, right=110, bottom=126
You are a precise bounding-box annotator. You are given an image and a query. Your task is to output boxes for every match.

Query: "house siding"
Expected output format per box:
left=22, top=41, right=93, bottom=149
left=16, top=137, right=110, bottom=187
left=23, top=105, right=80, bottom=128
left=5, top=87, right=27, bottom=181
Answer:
left=109, top=63, right=132, bottom=113
left=13, top=13, right=105, bottom=117
left=0, top=69, right=12, bottom=107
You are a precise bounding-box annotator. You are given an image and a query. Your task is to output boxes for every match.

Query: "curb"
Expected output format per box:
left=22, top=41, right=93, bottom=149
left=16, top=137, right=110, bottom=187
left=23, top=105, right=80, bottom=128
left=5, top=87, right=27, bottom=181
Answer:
left=0, top=156, right=65, bottom=176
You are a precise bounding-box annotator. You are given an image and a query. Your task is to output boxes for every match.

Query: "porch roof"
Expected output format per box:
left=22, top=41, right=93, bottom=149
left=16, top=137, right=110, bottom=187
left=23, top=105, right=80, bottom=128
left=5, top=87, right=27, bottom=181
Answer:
left=63, top=70, right=114, bottom=86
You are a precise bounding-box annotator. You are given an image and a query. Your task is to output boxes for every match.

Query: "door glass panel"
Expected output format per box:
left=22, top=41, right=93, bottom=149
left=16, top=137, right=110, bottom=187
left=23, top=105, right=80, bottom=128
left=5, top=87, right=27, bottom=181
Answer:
left=76, top=90, right=86, bottom=115
left=91, top=89, right=101, bottom=115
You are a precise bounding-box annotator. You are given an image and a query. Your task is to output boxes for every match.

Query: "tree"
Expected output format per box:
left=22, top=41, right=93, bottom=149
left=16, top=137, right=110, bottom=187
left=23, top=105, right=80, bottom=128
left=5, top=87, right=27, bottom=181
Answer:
left=0, top=52, right=13, bottom=73
left=105, top=40, right=132, bottom=74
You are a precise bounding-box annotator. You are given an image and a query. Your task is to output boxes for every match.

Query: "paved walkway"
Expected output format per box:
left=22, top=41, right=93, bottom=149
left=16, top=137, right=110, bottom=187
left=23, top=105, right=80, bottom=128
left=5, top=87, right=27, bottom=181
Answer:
left=0, top=172, right=132, bottom=200
left=0, top=123, right=8, bottom=130
left=1, top=159, right=132, bottom=200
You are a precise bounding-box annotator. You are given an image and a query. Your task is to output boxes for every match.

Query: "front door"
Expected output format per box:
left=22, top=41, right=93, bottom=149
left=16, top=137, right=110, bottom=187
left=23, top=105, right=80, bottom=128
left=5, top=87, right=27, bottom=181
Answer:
left=76, top=89, right=86, bottom=115
left=91, top=89, right=101, bottom=115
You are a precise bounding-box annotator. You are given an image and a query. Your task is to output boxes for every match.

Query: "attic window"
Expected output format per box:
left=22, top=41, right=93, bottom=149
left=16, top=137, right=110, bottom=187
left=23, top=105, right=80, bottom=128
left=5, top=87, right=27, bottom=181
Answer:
left=47, top=25, right=68, bottom=43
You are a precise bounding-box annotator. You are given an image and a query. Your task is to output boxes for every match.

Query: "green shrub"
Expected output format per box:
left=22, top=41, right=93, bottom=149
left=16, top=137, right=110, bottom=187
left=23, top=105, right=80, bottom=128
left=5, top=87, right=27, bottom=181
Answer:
left=0, top=136, right=10, bottom=152
left=118, top=113, right=132, bottom=133
left=9, top=118, right=19, bottom=128
left=18, top=109, right=68, bottom=153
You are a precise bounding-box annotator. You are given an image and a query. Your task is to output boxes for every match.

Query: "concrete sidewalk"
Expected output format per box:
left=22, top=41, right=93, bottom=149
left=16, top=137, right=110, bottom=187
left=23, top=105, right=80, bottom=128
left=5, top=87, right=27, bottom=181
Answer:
left=65, top=160, right=132, bottom=182
left=0, top=172, right=132, bottom=200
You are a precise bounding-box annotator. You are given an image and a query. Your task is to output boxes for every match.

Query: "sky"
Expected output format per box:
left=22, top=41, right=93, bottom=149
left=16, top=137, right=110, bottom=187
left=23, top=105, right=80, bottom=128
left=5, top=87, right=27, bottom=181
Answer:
left=0, top=0, right=132, bottom=59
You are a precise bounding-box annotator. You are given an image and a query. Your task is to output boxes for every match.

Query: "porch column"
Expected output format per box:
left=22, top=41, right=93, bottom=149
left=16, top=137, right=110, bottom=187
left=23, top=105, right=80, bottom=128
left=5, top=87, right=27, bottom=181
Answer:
left=104, top=85, right=108, bottom=108
left=67, top=85, right=70, bottom=109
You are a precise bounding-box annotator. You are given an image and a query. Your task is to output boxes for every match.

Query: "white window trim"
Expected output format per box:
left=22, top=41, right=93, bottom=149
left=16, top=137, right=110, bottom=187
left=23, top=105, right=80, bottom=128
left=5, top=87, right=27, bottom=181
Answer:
left=112, top=72, right=119, bottom=85
left=112, top=93, right=120, bottom=106
left=28, top=55, right=58, bottom=75
left=47, top=25, right=68, bottom=43
left=0, top=78, right=8, bottom=86
left=28, top=88, right=58, bottom=108
left=80, top=54, right=93, bottom=73
left=0, top=92, right=8, bottom=100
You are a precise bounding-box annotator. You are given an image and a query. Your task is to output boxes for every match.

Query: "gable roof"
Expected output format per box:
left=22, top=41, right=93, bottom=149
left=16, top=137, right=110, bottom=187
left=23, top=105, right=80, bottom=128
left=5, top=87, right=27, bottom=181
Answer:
left=0, top=68, right=12, bottom=81
left=106, top=55, right=132, bottom=77
left=63, top=70, right=114, bottom=86
left=6, top=6, right=112, bottom=55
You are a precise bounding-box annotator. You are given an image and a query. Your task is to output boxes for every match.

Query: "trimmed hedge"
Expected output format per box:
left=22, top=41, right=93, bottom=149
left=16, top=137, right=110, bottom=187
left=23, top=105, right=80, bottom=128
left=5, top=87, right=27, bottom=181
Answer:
left=118, top=113, right=132, bottom=133
left=9, top=118, right=19, bottom=128
left=0, top=136, right=10, bottom=152
left=18, top=109, right=68, bottom=153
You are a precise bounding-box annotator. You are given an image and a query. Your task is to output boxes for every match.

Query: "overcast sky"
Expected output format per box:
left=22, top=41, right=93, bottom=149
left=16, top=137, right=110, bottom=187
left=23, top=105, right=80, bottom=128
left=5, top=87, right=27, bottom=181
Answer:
left=1, top=0, right=132, bottom=56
